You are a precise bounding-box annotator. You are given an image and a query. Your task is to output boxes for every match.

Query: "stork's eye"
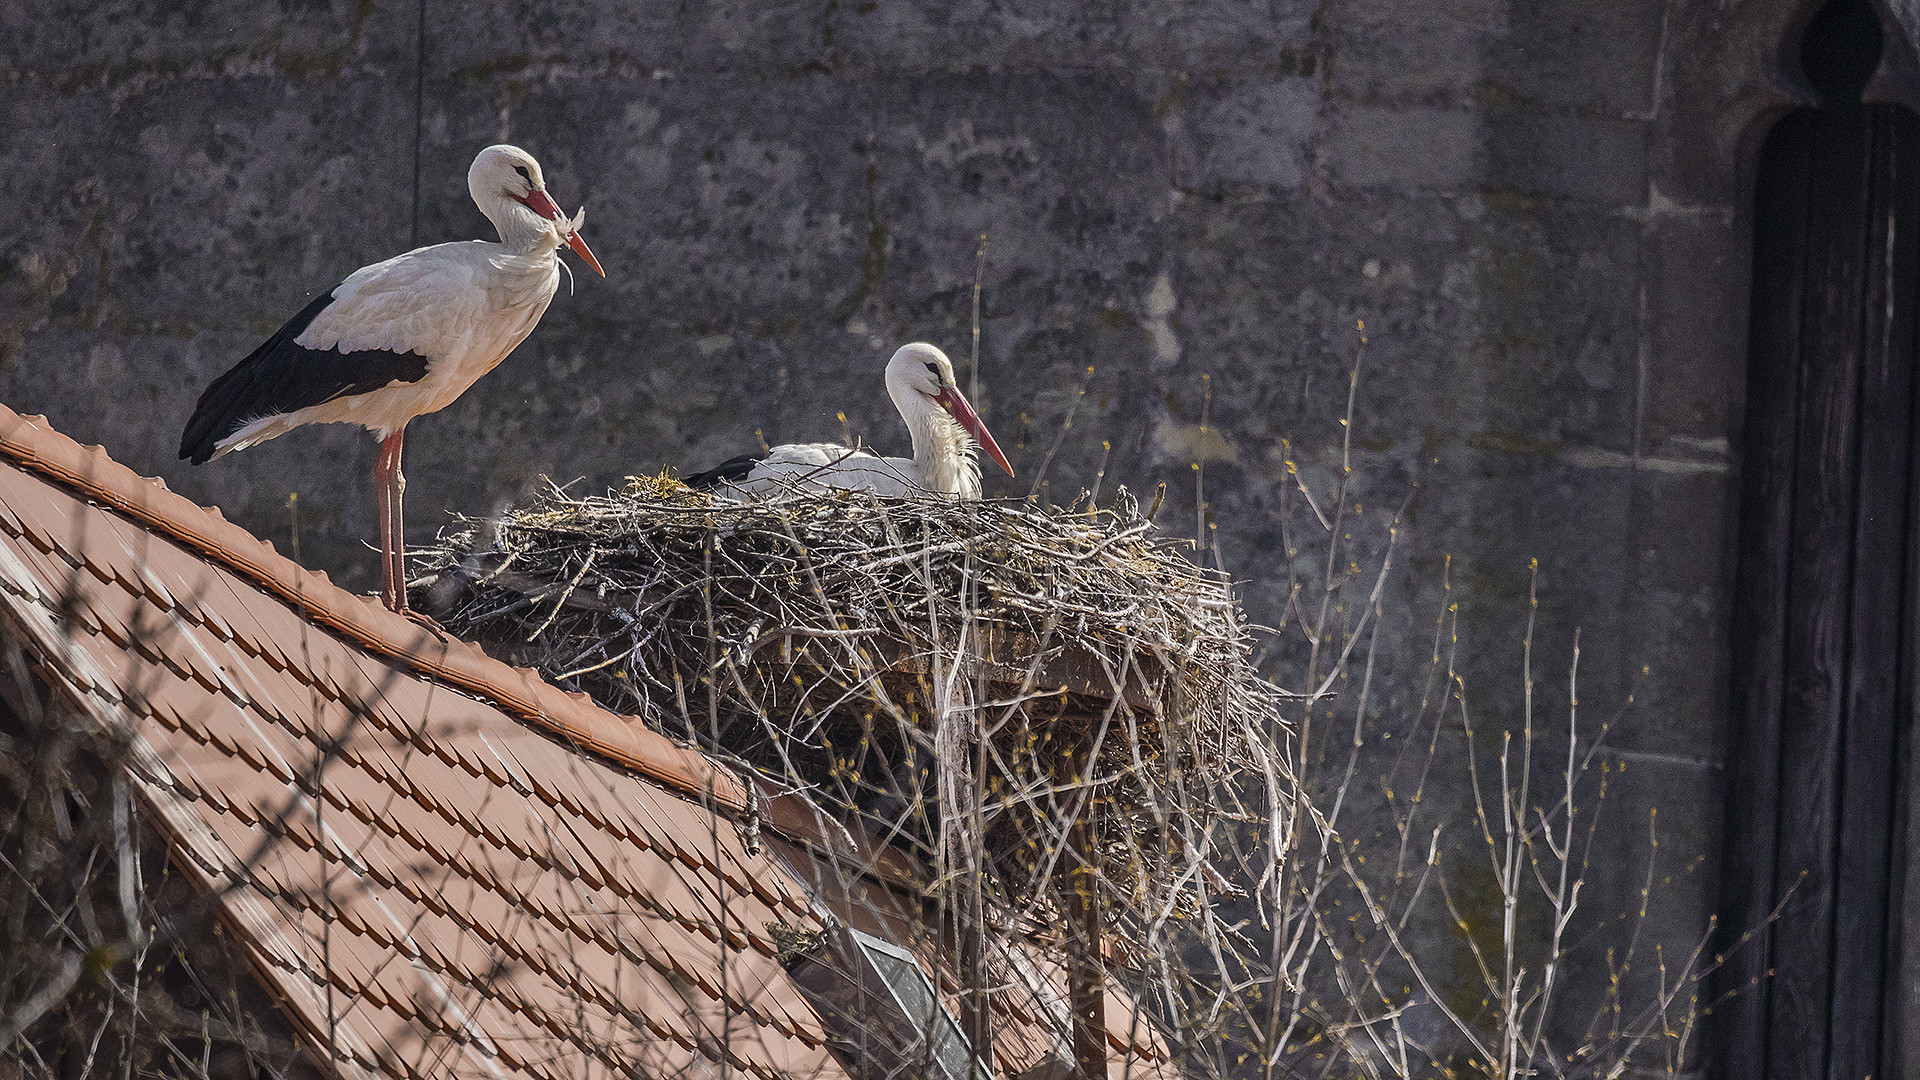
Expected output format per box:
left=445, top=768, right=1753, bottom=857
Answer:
left=925, top=361, right=941, bottom=376
left=513, top=164, right=532, bottom=183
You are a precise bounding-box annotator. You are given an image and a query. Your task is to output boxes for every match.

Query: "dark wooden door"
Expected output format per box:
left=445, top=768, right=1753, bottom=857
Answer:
left=1718, top=1, right=1920, bottom=1076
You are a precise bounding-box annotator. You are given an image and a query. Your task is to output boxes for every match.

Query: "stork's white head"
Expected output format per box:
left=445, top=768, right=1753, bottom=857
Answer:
left=885, top=342, right=962, bottom=403
left=883, top=343, right=1015, bottom=490
left=467, top=145, right=605, bottom=276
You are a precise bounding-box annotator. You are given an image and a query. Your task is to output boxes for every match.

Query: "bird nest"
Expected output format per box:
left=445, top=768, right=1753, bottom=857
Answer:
left=412, top=477, right=1281, bottom=929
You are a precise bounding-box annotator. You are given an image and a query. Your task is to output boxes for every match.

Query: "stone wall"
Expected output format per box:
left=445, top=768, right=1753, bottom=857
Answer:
left=3, top=0, right=1819, bottom=1064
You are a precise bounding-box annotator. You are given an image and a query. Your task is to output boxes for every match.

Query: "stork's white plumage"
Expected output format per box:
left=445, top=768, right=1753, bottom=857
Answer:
left=180, top=144, right=604, bottom=623
left=684, top=343, right=1015, bottom=499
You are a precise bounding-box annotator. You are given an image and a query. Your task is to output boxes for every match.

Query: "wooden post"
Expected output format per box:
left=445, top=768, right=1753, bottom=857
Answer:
left=1053, top=719, right=1105, bottom=1080
left=959, top=732, right=993, bottom=1078
left=1063, top=807, right=1105, bottom=1080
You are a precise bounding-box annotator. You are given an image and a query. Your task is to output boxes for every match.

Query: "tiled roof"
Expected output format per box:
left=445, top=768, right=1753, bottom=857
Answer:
left=0, top=404, right=1174, bottom=1080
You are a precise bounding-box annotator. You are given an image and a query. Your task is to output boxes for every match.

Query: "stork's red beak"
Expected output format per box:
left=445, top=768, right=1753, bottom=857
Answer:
left=935, top=387, right=1016, bottom=478
left=517, top=187, right=607, bottom=277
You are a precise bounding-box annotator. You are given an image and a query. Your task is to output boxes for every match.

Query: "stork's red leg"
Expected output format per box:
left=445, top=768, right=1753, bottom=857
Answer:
left=374, top=430, right=408, bottom=614
left=373, top=429, right=444, bottom=633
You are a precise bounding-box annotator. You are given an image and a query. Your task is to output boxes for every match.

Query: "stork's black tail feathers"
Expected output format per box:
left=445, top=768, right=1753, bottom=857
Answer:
left=180, top=291, right=430, bottom=464
left=681, top=454, right=764, bottom=490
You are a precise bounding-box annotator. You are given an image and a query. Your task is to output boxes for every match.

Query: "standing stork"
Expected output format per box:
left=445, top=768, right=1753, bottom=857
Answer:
left=179, top=144, right=603, bottom=623
left=683, top=342, right=1014, bottom=499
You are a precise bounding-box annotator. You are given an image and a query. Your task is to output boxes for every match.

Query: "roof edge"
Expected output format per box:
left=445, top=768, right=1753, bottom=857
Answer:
left=0, top=406, right=749, bottom=813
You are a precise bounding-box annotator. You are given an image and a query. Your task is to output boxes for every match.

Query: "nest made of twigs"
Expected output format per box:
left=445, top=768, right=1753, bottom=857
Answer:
left=412, top=477, right=1280, bottom=928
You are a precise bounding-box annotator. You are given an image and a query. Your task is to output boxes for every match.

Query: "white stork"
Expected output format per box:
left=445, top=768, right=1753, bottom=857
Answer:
left=684, top=342, right=1015, bottom=499
left=179, top=144, right=603, bottom=624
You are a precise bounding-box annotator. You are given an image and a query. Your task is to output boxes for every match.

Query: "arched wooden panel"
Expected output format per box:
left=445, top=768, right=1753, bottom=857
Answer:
left=1721, top=0, right=1920, bottom=1075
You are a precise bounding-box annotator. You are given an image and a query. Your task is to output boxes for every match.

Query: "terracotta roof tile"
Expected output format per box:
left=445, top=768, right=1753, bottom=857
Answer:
left=1, top=529, right=78, bottom=598
left=981, top=999, right=1056, bottom=1077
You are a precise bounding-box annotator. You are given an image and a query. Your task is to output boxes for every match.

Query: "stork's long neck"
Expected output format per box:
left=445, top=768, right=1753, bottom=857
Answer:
left=483, top=197, right=568, bottom=258
left=898, top=390, right=982, bottom=498
left=475, top=198, right=567, bottom=313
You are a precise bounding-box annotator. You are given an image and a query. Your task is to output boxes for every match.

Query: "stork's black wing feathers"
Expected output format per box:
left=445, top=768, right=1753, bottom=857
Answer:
left=179, top=291, right=431, bottom=464
left=681, top=454, right=765, bottom=489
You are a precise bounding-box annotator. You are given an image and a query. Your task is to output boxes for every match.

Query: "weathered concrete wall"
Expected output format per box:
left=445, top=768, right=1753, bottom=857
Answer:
left=1, top=0, right=1815, bottom=1062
